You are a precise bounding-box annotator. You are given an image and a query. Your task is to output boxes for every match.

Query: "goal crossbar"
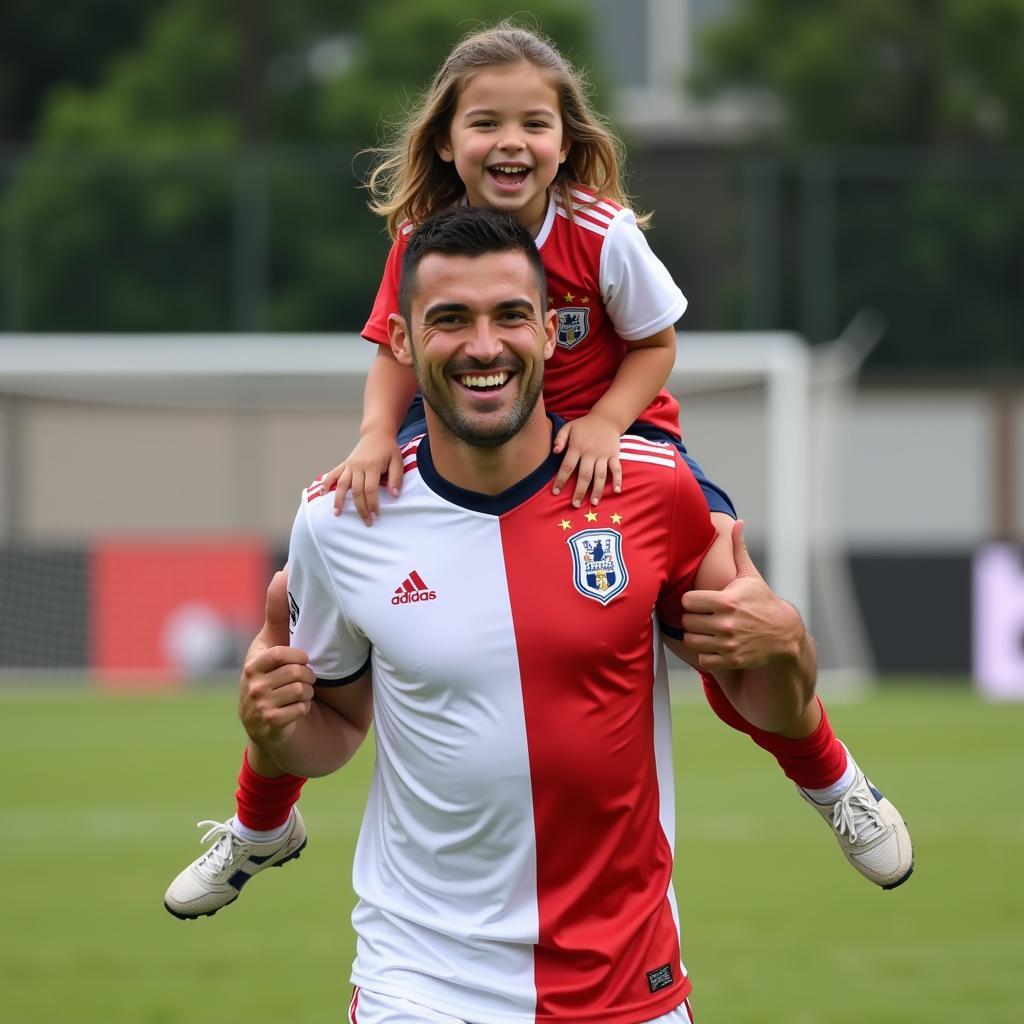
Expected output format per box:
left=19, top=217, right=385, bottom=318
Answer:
left=0, top=331, right=811, bottom=615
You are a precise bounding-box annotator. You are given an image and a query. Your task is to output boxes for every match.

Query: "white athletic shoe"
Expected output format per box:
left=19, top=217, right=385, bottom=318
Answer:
left=799, top=769, right=914, bottom=889
left=163, top=808, right=307, bottom=919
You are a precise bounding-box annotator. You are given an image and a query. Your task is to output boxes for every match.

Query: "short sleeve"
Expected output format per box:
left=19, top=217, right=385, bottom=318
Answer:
left=655, top=458, right=716, bottom=639
left=600, top=211, right=687, bottom=342
left=361, top=231, right=408, bottom=345
left=287, top=497, right=371, bottom=684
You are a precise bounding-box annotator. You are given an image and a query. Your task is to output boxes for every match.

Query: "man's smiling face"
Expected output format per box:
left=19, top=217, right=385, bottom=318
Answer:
left=396, top=248, right=556, bottom=448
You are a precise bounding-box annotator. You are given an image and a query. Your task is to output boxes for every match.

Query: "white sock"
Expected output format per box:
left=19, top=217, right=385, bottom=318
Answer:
left=230, top=810, right=292, bottom=843
left=802, top=747, right=858, bottom=805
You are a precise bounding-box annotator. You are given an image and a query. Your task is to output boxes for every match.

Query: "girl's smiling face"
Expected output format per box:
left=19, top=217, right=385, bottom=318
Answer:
left=438, top=62, right=571, bottom=236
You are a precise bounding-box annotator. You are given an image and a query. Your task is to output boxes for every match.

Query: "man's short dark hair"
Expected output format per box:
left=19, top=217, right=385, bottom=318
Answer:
left=398, top=207, right=548, bottom=321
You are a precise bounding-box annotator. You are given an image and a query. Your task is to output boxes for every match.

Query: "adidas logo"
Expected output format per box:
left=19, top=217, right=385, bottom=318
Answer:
left=391, top=570, right=437, bottom=605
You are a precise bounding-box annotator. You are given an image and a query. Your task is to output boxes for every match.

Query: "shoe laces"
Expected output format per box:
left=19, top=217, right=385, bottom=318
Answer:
left=831, top=785, right=885, bottom=846
left=193, top=820, right=247, bottom=879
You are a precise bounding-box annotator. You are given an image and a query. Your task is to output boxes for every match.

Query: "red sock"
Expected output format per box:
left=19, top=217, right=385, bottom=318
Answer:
left=699, top=672, right=847, bottom=789
left=234, top=748, right=307, bottom=831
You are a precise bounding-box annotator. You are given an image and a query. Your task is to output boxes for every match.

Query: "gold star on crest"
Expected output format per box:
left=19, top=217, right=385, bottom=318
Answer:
left=584, top=510, right=599, bottom=522
left=563, top=291, right=575, bottom=303
left=610, top=513, right=623, bottom=524
left=579, top=296, right=591, bottom=304
left=558, top=519, right=572, bottom=531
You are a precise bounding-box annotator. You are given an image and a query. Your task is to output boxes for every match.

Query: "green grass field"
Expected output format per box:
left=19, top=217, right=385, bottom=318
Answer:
left=1, top=681, right=1020, bottom=1023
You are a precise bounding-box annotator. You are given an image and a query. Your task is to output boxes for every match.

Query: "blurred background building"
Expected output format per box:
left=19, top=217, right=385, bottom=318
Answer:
left=1, top=0, right=1022, bottom=690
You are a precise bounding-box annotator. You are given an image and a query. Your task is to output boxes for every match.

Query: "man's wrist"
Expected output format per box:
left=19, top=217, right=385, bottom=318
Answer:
left=249, top=732, right=290, bottom=767
left=770, top=599, right=807, bottom=664
left=775, top=602, right=817, bottom=698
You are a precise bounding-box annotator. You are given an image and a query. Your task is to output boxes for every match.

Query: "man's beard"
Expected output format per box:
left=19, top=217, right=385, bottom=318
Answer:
left=414, top=354, right=544, bottom=449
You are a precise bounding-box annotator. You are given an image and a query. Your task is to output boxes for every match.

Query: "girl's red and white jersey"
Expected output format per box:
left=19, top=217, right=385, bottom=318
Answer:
left=362, top=188, right=686, bottom=437
left=288, top=425, right=715, bottom=1024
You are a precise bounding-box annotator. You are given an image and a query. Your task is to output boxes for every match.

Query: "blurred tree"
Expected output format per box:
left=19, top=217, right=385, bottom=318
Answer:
left=687, top=0, right=1024, bottom=370
left=1, top=0, right=594, bottom=332
left=0, top=1, right=165, bottom=142
left=691, top=0, right=1024, bottom=145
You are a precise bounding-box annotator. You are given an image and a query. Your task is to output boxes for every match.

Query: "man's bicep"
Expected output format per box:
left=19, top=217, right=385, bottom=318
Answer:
left=315, top=667, right=373, bottom=737
left=662, top=634, right=693, bottom=668
left=663, top=635, right=740, bottom=692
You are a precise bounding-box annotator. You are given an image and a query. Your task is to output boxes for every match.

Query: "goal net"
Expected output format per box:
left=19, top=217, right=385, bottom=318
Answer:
left=0, top=331, right=872, bottom=691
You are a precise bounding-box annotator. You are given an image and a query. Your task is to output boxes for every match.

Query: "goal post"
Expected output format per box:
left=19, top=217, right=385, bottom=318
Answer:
left=671, top=332, right=810, bottom=619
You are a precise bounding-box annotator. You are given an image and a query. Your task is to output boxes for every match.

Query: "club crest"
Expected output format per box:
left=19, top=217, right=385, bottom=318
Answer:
left=556, top=307, right=590, bottom=350
left=568, top=529, right=628, bottom=604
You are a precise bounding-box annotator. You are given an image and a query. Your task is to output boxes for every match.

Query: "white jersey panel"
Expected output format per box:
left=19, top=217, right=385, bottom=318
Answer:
left=600, top=210, right=687, bottom=341
left=293, top=474, right=540, bottom=1019
left=651, top=623, right=687, bottom=981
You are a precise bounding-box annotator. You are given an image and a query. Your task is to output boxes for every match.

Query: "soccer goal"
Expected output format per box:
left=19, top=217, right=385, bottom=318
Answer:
left=0, top=329, right=873, bottom=689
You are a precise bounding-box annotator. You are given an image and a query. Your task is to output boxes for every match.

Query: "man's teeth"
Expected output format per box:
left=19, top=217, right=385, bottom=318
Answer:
left=462, top=372, right=509, bottom=388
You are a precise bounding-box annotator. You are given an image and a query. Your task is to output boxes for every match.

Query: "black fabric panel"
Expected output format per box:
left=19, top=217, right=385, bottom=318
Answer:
left=0, top=548, right=90, bottom=667
left=849, top=553, right=971, bottom=676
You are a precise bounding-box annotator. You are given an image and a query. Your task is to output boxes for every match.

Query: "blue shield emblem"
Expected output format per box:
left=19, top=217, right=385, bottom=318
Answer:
left=568, top=529, right=628, bottom=605
left=556, top=307, right=590, bottom=350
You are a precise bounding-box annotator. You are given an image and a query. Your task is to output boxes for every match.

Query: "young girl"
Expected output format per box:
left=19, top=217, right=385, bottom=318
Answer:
left=164, top=21, right=911, bottom=921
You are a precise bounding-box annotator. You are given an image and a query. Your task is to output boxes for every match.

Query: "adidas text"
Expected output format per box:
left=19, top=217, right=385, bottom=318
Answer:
left=391, top=591, right=437, bottom=605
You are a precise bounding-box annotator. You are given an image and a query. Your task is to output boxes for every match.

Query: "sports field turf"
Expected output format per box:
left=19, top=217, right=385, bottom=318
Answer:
left=1, top=681, right=1019, bottom=1023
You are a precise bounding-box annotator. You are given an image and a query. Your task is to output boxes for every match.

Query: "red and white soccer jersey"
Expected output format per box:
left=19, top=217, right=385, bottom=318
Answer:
left=288, top=423, right=715, bottom=1024
left=362, top=187, right=687, bottom=436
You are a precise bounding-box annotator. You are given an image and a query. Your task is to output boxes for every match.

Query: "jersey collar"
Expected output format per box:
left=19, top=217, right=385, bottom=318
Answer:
left=416, top=415, right=565, bottom=516
left=533, top=193, right=557, bottom=248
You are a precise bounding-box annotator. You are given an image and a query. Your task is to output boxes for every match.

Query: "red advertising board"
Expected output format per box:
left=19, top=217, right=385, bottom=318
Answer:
left=91, top=538, right=269, bottom=687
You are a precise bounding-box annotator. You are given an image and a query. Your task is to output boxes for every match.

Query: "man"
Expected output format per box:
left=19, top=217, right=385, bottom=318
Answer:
left=240, top=207, right=847, bottom=1023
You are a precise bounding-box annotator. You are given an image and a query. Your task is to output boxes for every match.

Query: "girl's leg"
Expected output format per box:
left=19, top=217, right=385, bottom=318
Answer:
left=163, top=744, right=308, bottom=919
left=700, top=667, right=913, bottom=889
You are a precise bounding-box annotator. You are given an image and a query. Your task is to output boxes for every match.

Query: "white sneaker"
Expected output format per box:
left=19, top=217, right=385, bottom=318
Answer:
left=164, top=808, right=307, bottom=919
left=799, top=769, right=914, bottom=889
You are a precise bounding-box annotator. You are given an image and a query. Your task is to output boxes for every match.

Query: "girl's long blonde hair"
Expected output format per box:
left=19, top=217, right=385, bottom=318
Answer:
left=366, top=20, right=650, bottom=239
